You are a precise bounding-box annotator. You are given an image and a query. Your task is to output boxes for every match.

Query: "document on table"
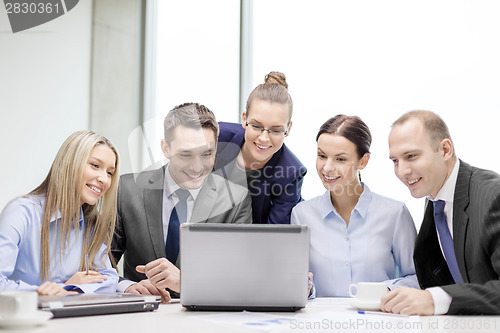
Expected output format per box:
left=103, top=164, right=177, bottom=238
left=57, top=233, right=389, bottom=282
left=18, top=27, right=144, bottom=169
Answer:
left=309, top=297, right=353, bottom=308
left=194, top=311, right=293, bottom=332
left=193, top=307, right=421, bottom=333
left=294, top=310, right=421, bottom=333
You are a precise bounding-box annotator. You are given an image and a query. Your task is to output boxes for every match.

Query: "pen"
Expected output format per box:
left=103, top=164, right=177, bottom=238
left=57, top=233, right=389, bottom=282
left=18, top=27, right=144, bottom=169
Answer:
left=85, top=254, right=89, bottom=275
left=358, top=310, right=409, bottom=317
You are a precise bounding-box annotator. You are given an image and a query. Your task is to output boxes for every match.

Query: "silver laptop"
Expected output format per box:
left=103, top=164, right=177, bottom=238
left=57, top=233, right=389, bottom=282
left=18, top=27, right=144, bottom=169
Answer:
left=180, top=223, right=309, bottom=311
left=38, top=293, right=161, bottom=318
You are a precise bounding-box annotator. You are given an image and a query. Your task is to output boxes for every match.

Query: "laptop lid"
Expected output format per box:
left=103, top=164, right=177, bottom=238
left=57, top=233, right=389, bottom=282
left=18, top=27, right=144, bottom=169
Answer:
left=180, top=223, right=309, bottom=311
left=38, top=293, right=161, bottom=318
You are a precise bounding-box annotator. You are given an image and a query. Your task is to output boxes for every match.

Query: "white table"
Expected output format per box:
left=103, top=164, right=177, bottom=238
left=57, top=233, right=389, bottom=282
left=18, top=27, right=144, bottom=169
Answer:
left=3, top=298, right=500, bottom=333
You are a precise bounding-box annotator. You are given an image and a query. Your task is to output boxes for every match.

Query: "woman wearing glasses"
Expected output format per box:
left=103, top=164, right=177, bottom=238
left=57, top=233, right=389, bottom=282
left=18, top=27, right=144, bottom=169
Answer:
left=215, top=72, right=306, bottom=224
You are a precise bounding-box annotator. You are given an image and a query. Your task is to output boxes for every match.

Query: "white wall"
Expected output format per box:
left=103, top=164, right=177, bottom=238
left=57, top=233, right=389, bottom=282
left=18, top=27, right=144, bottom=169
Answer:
left=0, top=0, right=93, bottom=210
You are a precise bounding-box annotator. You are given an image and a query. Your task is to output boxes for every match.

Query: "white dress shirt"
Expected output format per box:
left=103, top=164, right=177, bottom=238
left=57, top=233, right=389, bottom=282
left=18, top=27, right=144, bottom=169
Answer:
left=162, top=165, right=201, bottom=243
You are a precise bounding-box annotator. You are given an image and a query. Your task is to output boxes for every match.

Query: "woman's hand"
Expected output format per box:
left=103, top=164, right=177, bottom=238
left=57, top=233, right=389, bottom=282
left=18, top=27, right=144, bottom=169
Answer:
left=36, top=281, right=78, bottom=296
left=65, top=270, right=108, bottom=285
left=308, top=272, right=314, bottom=296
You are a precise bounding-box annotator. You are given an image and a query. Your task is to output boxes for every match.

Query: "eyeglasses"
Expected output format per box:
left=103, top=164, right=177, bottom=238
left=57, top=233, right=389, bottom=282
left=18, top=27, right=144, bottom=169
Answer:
left=245, top=122, right=288, bottom=137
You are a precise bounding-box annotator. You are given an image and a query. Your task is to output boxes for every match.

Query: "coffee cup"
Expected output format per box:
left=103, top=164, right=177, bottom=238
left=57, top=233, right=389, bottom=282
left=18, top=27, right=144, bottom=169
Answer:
left=348, top=282, right=387, bottom=303
left=0, top=291, right=38, bottom=319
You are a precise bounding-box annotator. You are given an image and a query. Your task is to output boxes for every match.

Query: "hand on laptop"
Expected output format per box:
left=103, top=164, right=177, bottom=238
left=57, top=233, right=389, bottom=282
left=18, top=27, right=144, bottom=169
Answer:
left=65, top=271, right=108, bottom=285
left=36, top=281, right=79, bottom=296
left=136, top=258, right=180, bottom=293
left=125, top=279, right=171, bottom=303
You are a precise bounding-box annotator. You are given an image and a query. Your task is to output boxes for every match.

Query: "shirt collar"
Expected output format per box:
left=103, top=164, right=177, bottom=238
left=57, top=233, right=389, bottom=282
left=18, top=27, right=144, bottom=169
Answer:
left=428, top=158, right=459, bottom=204
left=319, top=190, right=334, bottom=219
left=319, top=183, right=372, bottom=220
left=34, top=195, right=84, bottom=226
left=355, top=183, right=372, bottom=219
left=164, top=163, right=201, bottom=201
left=49, top=206, right=84, bottom=227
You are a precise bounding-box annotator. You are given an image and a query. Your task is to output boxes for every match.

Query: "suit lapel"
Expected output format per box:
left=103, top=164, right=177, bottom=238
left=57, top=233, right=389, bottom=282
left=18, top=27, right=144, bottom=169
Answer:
left=215, top=130, right=244, bottom=170
left=251, top=149, right=281, bottom=223
left=453, top=160, right=472, bottom=282
left=144, top=166, right=167, bottom=258
left=190, top=174, right=218, bottom=223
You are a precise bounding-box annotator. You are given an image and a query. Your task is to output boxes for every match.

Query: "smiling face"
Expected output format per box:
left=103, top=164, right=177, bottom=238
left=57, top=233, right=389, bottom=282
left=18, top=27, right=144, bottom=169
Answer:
left=241, top=99, right=291, bottom=169
left=162, top=125, right=216, bottom=189
left=80, top=144, right=116, bottom=206
left=316, top=133, right=368, bottom=194
left=388, top=118, right=453, bottom=199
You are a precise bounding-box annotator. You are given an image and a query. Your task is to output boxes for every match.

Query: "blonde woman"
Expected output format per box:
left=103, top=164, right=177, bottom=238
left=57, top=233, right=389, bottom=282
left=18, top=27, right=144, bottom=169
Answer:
left=0, top=131, right=119, bottom=295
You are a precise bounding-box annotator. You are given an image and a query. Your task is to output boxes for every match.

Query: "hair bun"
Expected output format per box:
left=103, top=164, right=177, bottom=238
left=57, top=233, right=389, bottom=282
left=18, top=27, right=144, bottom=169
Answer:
left=264, top=71, right=288, bottom=89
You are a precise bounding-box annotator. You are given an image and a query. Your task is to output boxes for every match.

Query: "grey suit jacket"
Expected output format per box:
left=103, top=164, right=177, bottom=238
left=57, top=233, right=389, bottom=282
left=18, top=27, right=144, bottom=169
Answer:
left=111, top=166, right=252, bottom=283
left=413, top=160, right=500, bottom=314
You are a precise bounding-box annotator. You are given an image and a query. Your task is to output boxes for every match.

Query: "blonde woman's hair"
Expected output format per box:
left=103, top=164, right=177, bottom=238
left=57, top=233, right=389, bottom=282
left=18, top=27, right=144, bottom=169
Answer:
left=29, top=131, right=119, bottom=281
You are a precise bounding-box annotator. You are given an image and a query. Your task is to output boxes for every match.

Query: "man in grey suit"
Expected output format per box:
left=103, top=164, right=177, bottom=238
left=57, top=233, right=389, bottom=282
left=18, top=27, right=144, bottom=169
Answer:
left=381, top=110, right=500, bottom=315
left=112, top=103, right=252, bottom=301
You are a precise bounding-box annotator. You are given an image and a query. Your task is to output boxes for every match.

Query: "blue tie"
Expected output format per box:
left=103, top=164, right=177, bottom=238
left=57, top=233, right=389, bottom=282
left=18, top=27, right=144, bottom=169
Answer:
left=433, top=200, right=463, bottom=283
left=165, top=189, right=190, bottom=264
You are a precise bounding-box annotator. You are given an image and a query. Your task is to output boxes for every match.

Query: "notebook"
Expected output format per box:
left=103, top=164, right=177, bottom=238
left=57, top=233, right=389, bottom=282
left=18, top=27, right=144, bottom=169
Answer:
left=38, top=293, right=161, bottom=318
left=180, top=223, right=309, bottom=311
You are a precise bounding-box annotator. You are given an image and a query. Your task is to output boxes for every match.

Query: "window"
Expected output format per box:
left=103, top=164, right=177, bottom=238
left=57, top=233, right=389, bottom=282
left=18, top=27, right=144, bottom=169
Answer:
left=250, top=0, right=500, bottom=226
left=136, top=0, right=240, bottom=172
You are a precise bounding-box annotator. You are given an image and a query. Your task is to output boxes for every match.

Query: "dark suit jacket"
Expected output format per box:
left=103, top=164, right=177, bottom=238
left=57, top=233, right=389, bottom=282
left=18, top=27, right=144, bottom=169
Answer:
left=414, top=160, right=500, bottom=314
left=111, top=166, right=252, bottom=283
left=215, top=122, right=307, bottom=224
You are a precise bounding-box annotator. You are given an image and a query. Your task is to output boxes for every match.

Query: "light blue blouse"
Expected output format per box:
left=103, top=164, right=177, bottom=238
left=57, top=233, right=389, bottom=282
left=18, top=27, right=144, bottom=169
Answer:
left=0, top=196, right=118, bottom=293
left=291, top=184, right=418, bottom=297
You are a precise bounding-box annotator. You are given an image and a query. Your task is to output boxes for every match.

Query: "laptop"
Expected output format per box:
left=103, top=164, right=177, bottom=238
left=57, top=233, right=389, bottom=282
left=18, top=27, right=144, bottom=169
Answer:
left=38, top=293, right=161, bottom=318
left=180, top=223, right=309, bottom=311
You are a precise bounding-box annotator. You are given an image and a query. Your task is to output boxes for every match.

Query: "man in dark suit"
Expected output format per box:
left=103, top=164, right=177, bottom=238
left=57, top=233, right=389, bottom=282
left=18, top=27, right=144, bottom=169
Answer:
left=112, top=103, right=252, bottom=301
left=381, top=110, right=500, bottom=315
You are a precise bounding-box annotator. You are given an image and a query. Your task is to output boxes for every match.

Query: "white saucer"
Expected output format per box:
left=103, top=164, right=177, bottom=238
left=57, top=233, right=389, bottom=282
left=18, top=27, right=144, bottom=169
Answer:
left=349, top=298, right=381, bottom=311
left=0, top=311, right=53, bottom=328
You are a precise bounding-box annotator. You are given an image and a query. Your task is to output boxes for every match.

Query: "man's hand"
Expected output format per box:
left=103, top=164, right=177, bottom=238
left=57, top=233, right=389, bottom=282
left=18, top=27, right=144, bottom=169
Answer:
left=36, top=281, right=78, bottom=296
left=65, top=270, right=107, bottom=285
left=380, top=286, right=435, bottom=315
left=136, top=258, right=180, bottom=293
left=125, top=279, right=171, bottom=303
